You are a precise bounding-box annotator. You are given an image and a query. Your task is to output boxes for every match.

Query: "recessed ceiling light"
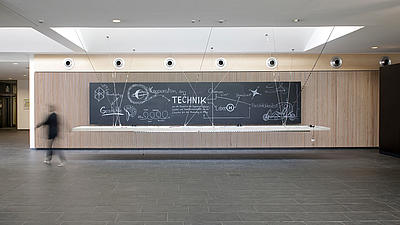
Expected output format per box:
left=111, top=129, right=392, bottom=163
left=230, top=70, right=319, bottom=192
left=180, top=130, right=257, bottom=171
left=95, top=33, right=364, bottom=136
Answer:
left=23, top=74, right=27, bottom=77
left=8, top=78, right=12, bottom=80
left=292, top=18, right=302, bottom=23
left=371, top=46, right=379, bottom=49
left=112, top=19, right=121, bottom=23
left=12, top=62, right=19, bottom=65
left=38, top=19, right=44, bottom=24
left=218, top=19, right=225, bottom=24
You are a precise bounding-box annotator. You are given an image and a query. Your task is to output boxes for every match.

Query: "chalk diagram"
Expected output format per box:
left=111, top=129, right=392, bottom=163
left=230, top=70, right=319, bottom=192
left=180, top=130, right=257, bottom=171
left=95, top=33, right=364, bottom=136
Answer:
left=265, top=83, right=286, bottom=94
left=127, top=84, right=170, bottom=104
left=250, top=87, right=261, bottom=99
left=95, top=84, right=124, bottom=117
left=93, top=84, right=138, bottom=125
left=210, top=83, right=300, bottom=123
left=123, top=105, right=137, bottom=121
left=211, top=92, right=252, bottom=119
left=138, top=109, right=169, bottom=121
left=262, top=102, right=297, bottom=121
left=94, top=86, right=105, bottom=102
left=90, top=81, right=301, bottom=126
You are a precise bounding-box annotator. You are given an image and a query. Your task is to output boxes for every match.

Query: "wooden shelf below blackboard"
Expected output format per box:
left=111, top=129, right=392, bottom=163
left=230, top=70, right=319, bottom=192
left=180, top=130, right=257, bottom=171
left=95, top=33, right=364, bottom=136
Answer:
left=72, top=125, right=330, bottom=133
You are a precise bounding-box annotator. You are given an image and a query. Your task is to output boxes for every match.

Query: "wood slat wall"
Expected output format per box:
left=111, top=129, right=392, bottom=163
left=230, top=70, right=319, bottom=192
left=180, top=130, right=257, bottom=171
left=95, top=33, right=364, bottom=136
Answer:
left=34, top=71, right=379, bottom=148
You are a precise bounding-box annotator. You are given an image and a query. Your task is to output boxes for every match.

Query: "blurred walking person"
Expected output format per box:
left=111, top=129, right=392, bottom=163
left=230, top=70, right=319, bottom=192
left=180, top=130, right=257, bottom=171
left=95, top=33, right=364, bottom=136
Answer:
left=36, top=105, right=66, bottom=167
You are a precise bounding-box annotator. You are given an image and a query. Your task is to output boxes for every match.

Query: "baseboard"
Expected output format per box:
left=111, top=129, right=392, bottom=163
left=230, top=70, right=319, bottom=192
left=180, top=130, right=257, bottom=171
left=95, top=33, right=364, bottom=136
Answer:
left=31, top=147, right=379, bottom=151
left=379, top=149, right=400, bottom=158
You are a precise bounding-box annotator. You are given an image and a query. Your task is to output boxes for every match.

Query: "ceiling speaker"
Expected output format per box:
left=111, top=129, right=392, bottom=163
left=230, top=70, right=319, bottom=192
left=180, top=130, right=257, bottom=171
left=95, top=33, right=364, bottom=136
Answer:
left=266, top=57, right=278, bottom=69
left=216, top=58, right=226, bottom=69
left=164, top=58, right=176, bottom=69
left=63, top=58, right=74, bottom=69
left=113, top=58, right=125, bottom=69
left=380, top=56, right=391, bottom=67
left=330, top=56, right=343, bottom=69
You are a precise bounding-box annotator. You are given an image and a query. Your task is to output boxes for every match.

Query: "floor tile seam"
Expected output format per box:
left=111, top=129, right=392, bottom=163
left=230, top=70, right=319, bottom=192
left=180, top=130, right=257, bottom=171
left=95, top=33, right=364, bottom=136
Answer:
left=287, top=212, right=352, bottom=221
left=117, top=220, right=184, bottom=223
left=59, top=219, right=116, bottom=222
left=381, top=201, right=400, bottom=212
left=388, top=211, right=400, bottom=219
left=303, top=222, right=346, bottom=225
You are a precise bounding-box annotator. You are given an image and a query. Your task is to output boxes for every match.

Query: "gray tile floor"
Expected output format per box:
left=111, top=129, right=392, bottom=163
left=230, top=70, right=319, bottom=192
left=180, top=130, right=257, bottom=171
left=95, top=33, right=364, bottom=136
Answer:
left=1, top=130, right=400, bottom=225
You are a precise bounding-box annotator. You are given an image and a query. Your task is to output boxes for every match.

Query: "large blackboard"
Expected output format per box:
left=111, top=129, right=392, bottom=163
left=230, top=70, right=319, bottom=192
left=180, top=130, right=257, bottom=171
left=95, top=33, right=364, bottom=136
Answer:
left=90, top=82, right=301, bottom=126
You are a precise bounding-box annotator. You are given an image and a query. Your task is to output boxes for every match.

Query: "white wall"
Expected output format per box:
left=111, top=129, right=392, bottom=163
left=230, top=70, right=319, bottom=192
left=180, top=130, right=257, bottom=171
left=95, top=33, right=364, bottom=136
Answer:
left=17, top=80, right=29, bottom=129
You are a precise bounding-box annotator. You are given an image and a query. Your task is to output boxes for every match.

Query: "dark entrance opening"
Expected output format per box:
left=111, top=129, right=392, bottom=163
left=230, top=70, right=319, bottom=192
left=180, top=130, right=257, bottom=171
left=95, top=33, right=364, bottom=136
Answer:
left=0, top=81, right=17, bottom=128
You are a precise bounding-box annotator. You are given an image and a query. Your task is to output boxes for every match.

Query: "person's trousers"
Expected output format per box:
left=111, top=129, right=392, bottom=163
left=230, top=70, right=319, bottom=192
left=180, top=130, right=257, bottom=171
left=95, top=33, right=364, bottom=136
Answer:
left=46, top=138, right=66, bottom=161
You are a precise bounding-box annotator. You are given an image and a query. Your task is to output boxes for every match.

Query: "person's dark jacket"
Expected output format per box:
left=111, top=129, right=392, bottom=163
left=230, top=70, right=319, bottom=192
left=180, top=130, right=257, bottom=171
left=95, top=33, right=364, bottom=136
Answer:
left=37, top=112, right=59, bottom=139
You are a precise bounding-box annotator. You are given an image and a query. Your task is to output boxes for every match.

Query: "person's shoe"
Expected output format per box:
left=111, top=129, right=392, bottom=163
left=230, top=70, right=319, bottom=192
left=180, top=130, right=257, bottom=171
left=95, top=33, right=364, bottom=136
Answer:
left=57, top=162, right=65, bottom=167
left=43, top=160, right=51, bottom=165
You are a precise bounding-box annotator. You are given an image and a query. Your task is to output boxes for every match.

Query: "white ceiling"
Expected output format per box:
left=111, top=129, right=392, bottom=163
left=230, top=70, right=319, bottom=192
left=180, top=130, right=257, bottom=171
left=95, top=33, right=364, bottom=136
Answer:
left=0, top=28, right=73, bottom=53
left=0, top=62, right=29, bottom=80
left=0, top=53, right=29, bottom=80
left=0, top=0, right=400, bottom=78
left=52, top=26, right=362, bottom=54
left=2, top=0, right=399, bottom=27
left=0, top=0, right=398, bottom=54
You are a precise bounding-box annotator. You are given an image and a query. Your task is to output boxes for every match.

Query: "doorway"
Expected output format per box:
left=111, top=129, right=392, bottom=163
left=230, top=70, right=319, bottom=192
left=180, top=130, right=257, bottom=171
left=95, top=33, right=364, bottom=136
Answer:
left=0, top=81, right=17, bottom=128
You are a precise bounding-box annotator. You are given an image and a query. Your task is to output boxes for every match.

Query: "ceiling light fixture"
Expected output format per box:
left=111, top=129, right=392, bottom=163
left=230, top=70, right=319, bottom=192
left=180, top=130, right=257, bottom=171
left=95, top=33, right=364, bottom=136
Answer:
left=8, top=78, right=12, bottom=80
left=23, top=74, right=27, bottom=77
left=218, top=19, right=225, bottom=24
left=292, top=18, right=302, bottom=23
left=112, top=19, right=121, bottom=23
left=371, top=46, right=379, bottom=49
left=12, top=62, right=19, bottom=65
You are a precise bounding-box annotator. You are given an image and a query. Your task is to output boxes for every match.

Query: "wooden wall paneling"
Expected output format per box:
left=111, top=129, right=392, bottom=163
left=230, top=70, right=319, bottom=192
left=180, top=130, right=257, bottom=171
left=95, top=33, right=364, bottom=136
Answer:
left=313, top=71, right=337, bottom=147
left=335, top=71, right=379, bottom=147
left=336, top=71, right=354, bottom=147
left=371, top=71, right=379, bottom=146
left=300, top=71, right=315, bottom=147
left=363, top=71, right=379, bottom=146
left=34, top=71, right=379, bottom=149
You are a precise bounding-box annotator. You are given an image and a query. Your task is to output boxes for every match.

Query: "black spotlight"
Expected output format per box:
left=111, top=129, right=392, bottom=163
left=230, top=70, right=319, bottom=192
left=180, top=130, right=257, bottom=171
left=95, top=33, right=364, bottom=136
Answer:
left=380, top=56, right=391, bottom=67
left=330, top=56, right=343, bottom=69
left=63, top=58, right=74, bottom=69
left=216, top=58, right=226, bottom=68
left=266, top=57, right=278, bottom=69
left=113, top=58, right=125, bottom=69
